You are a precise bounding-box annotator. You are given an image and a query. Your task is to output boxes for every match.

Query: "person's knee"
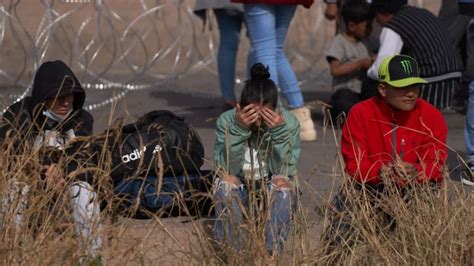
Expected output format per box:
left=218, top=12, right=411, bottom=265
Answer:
left=221, top=174, right=242, bottom=186
left=271, top=175, right=291, bottom=190
left=213, top=175, right=242, bottom=197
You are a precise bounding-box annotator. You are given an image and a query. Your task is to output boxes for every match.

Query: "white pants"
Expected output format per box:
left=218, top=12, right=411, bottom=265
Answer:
left=2, top=179, right=102, bottom=257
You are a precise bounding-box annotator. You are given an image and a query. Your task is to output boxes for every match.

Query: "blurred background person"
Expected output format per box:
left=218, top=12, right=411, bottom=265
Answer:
left=366, top=0, right=463, bottom=109
left=231, top=0, right=317, bottom=142
left=438, top=0, right=473, bottom=114
left=458, top=0, right=474, bottom=186
left=326, top=0, right=374, bottom=124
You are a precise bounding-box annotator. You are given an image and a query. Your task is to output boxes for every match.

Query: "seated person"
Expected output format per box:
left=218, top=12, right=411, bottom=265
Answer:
left=366, top=0, right=463, bottom=109
left=0, top=60, right=101, bottom=259
left=326, top=0, right=373, bottom=123
left=212, top=63, right=301, bottom=254
left=324, top=55, right=448, bottom=254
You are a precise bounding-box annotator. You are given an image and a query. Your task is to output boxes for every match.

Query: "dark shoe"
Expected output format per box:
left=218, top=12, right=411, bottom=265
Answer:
left=451, top=82, right=469, bottom=115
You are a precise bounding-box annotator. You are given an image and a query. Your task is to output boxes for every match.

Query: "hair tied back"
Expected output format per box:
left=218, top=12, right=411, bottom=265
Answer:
left=250, top=63, right=271, bottom=81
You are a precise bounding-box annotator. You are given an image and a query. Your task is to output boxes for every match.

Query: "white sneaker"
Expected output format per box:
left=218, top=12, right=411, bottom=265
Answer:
left=291, top=106, right=317, bottom=142
left=461, top=166, right=474, bottom=186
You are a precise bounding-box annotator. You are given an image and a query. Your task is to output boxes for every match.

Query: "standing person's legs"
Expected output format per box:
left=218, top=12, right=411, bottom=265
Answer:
left=265, top=176, right=296, bottom=254
left=244, top=4, right=278, bottom=83
left=463, top=19, right=474, bottom=186
left=213, top=177, right=247, bottom=250
left=274, top=5, right=303, bottom=109
left=464, top=81, right=474, bottom=186
left=69, top=181, right=102, bottom=258
left=214, top=9, right=244, bottom=106
left=244, top=4, right=316, bottom=141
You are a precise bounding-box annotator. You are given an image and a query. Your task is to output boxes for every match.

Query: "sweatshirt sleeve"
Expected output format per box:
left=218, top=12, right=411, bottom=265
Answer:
left=413, top=113, right=448, bottom=183
left=268, top=110, right=300, bottom=178
left=341, top=106, right=384, bottom=185
left=367, top=27, right=404, bottom=80
left=213, top=111, right=252, bottom=177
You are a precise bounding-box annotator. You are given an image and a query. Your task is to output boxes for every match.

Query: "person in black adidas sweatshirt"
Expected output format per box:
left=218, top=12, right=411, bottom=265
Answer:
left=0, top=60, right=101, bottom=259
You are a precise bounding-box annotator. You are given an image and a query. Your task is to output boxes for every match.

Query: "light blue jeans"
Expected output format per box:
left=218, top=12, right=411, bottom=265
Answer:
left=213, top=177, right=296, bottom=253
left=214, top=9, right=254, bottom=103
left=464, top=81, right=474, bottom=164
left=243, top=4, right=304, bottom=109
left=464, top=20, right=474, bottom=165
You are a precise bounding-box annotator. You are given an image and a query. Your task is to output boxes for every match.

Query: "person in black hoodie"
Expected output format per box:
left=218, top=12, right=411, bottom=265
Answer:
left=0, top=60, right=101, bottom=258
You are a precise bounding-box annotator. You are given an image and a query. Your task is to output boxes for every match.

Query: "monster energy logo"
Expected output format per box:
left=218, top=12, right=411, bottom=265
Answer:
left=401, top=60, right=413, bottom=75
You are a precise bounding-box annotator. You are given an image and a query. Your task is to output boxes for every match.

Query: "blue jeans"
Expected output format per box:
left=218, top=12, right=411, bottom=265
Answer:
left=214, top=9, right=254, bottom=102
left=465, top=81, right=474, bottom=164
left=213, top=178, right=296, bottom=253
left=114, top=175, right=203, bottom=212
left=243, top=4, right=304, bottom=109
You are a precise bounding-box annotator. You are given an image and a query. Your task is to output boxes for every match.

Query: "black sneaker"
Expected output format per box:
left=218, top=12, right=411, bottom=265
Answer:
left=461, top=166, right=474, bottom=186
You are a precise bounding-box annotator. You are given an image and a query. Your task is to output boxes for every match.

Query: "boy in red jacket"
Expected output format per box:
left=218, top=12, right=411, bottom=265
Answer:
left=342, top=54, right=448, bottom=186
left=323, top=55, right=448, bottom=258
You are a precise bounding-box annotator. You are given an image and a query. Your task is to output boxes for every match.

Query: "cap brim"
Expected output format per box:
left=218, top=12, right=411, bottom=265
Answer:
left=387, top=77, right=428, bottom=88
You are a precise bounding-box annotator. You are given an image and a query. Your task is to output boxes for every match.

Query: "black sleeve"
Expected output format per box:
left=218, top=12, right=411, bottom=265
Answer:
left=66, top=109, right=99, bottom=185
left=0, top=100, right=31, bottom=142
left=75, top=110, right=94, bottom=136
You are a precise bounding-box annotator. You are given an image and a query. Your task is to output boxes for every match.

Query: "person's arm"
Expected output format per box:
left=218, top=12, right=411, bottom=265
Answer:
left=367, top=27, right=404, bottom=80
left=213, top=110, right=252, bottom=177
left=412, top=114, right=448, bottom=183
left=341, top=106, right=384, bottom=185
left=267, top=109, right=301, bottom=178
left=327, top=35, right=373, bottom=78
left=329, top=58, right=373, bottom=77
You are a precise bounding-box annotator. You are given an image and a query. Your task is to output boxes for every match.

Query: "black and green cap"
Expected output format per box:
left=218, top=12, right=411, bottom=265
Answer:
left=378, top=55, right=427, bottom=88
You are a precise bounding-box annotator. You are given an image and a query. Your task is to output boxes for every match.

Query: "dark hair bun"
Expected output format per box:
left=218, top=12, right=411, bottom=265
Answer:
left=250, top=63, right=270, bottom=81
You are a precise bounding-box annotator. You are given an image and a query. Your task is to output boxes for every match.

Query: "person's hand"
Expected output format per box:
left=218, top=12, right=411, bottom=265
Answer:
left=261, top=107, right=285, bottom=129
left=236, top=103, right=259, bottom=128
left=324, top=3, right=338, bottom=21
left=382, top=162, right=418, bottom=187
left=42, top=164, right=66, bottom=190
left=393, top=161, right=418, bottom=180
left=358, top=58, right=373, bottom=69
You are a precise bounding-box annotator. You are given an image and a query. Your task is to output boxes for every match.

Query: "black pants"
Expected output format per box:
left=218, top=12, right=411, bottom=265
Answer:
left=329, top=89, right=362, bottom=126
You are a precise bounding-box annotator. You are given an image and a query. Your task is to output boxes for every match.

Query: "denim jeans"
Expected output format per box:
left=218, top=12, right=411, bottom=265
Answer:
left=114, top=174, right=205, bottom=213
left=465, top=81, right=474, bottom=164
left=243, top=4, right=304, bottom=109
left=213, top=177, right=296, bottom=253
left=214, top=9, right=254, bottom=102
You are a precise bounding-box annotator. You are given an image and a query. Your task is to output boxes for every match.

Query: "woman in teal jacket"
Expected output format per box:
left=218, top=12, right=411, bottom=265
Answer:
left=213, top=63, right=301, bottom=253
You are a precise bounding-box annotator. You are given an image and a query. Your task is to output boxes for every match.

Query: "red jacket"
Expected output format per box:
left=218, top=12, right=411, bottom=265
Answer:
left=341, top=97, right=448, bottom=186
left=231, top=0, right=314, bottom=8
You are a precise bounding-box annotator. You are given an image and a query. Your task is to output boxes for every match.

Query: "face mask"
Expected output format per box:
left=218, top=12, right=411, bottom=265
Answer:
left=42, top=108, right=73, bottom=123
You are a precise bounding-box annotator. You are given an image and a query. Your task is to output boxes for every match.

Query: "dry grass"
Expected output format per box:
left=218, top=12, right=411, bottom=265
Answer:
left=0, top=108, right=473, bottom=266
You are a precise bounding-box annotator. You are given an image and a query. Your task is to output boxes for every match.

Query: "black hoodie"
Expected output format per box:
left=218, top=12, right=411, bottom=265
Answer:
left=1, top=60, right=93, bottom=140
left=0, top=60, right=95, bottom=183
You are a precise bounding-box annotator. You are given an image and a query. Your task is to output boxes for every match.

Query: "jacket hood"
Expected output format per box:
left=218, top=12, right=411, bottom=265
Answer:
left=30, top=60, right=85, bottom=113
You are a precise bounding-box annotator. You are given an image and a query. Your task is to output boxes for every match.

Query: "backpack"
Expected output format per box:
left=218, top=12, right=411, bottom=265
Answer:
left=109, top=110, right=204, bottom=182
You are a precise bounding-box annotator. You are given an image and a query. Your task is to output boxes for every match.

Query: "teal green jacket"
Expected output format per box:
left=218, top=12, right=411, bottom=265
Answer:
left=213, top=108, right=300, bottom=181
